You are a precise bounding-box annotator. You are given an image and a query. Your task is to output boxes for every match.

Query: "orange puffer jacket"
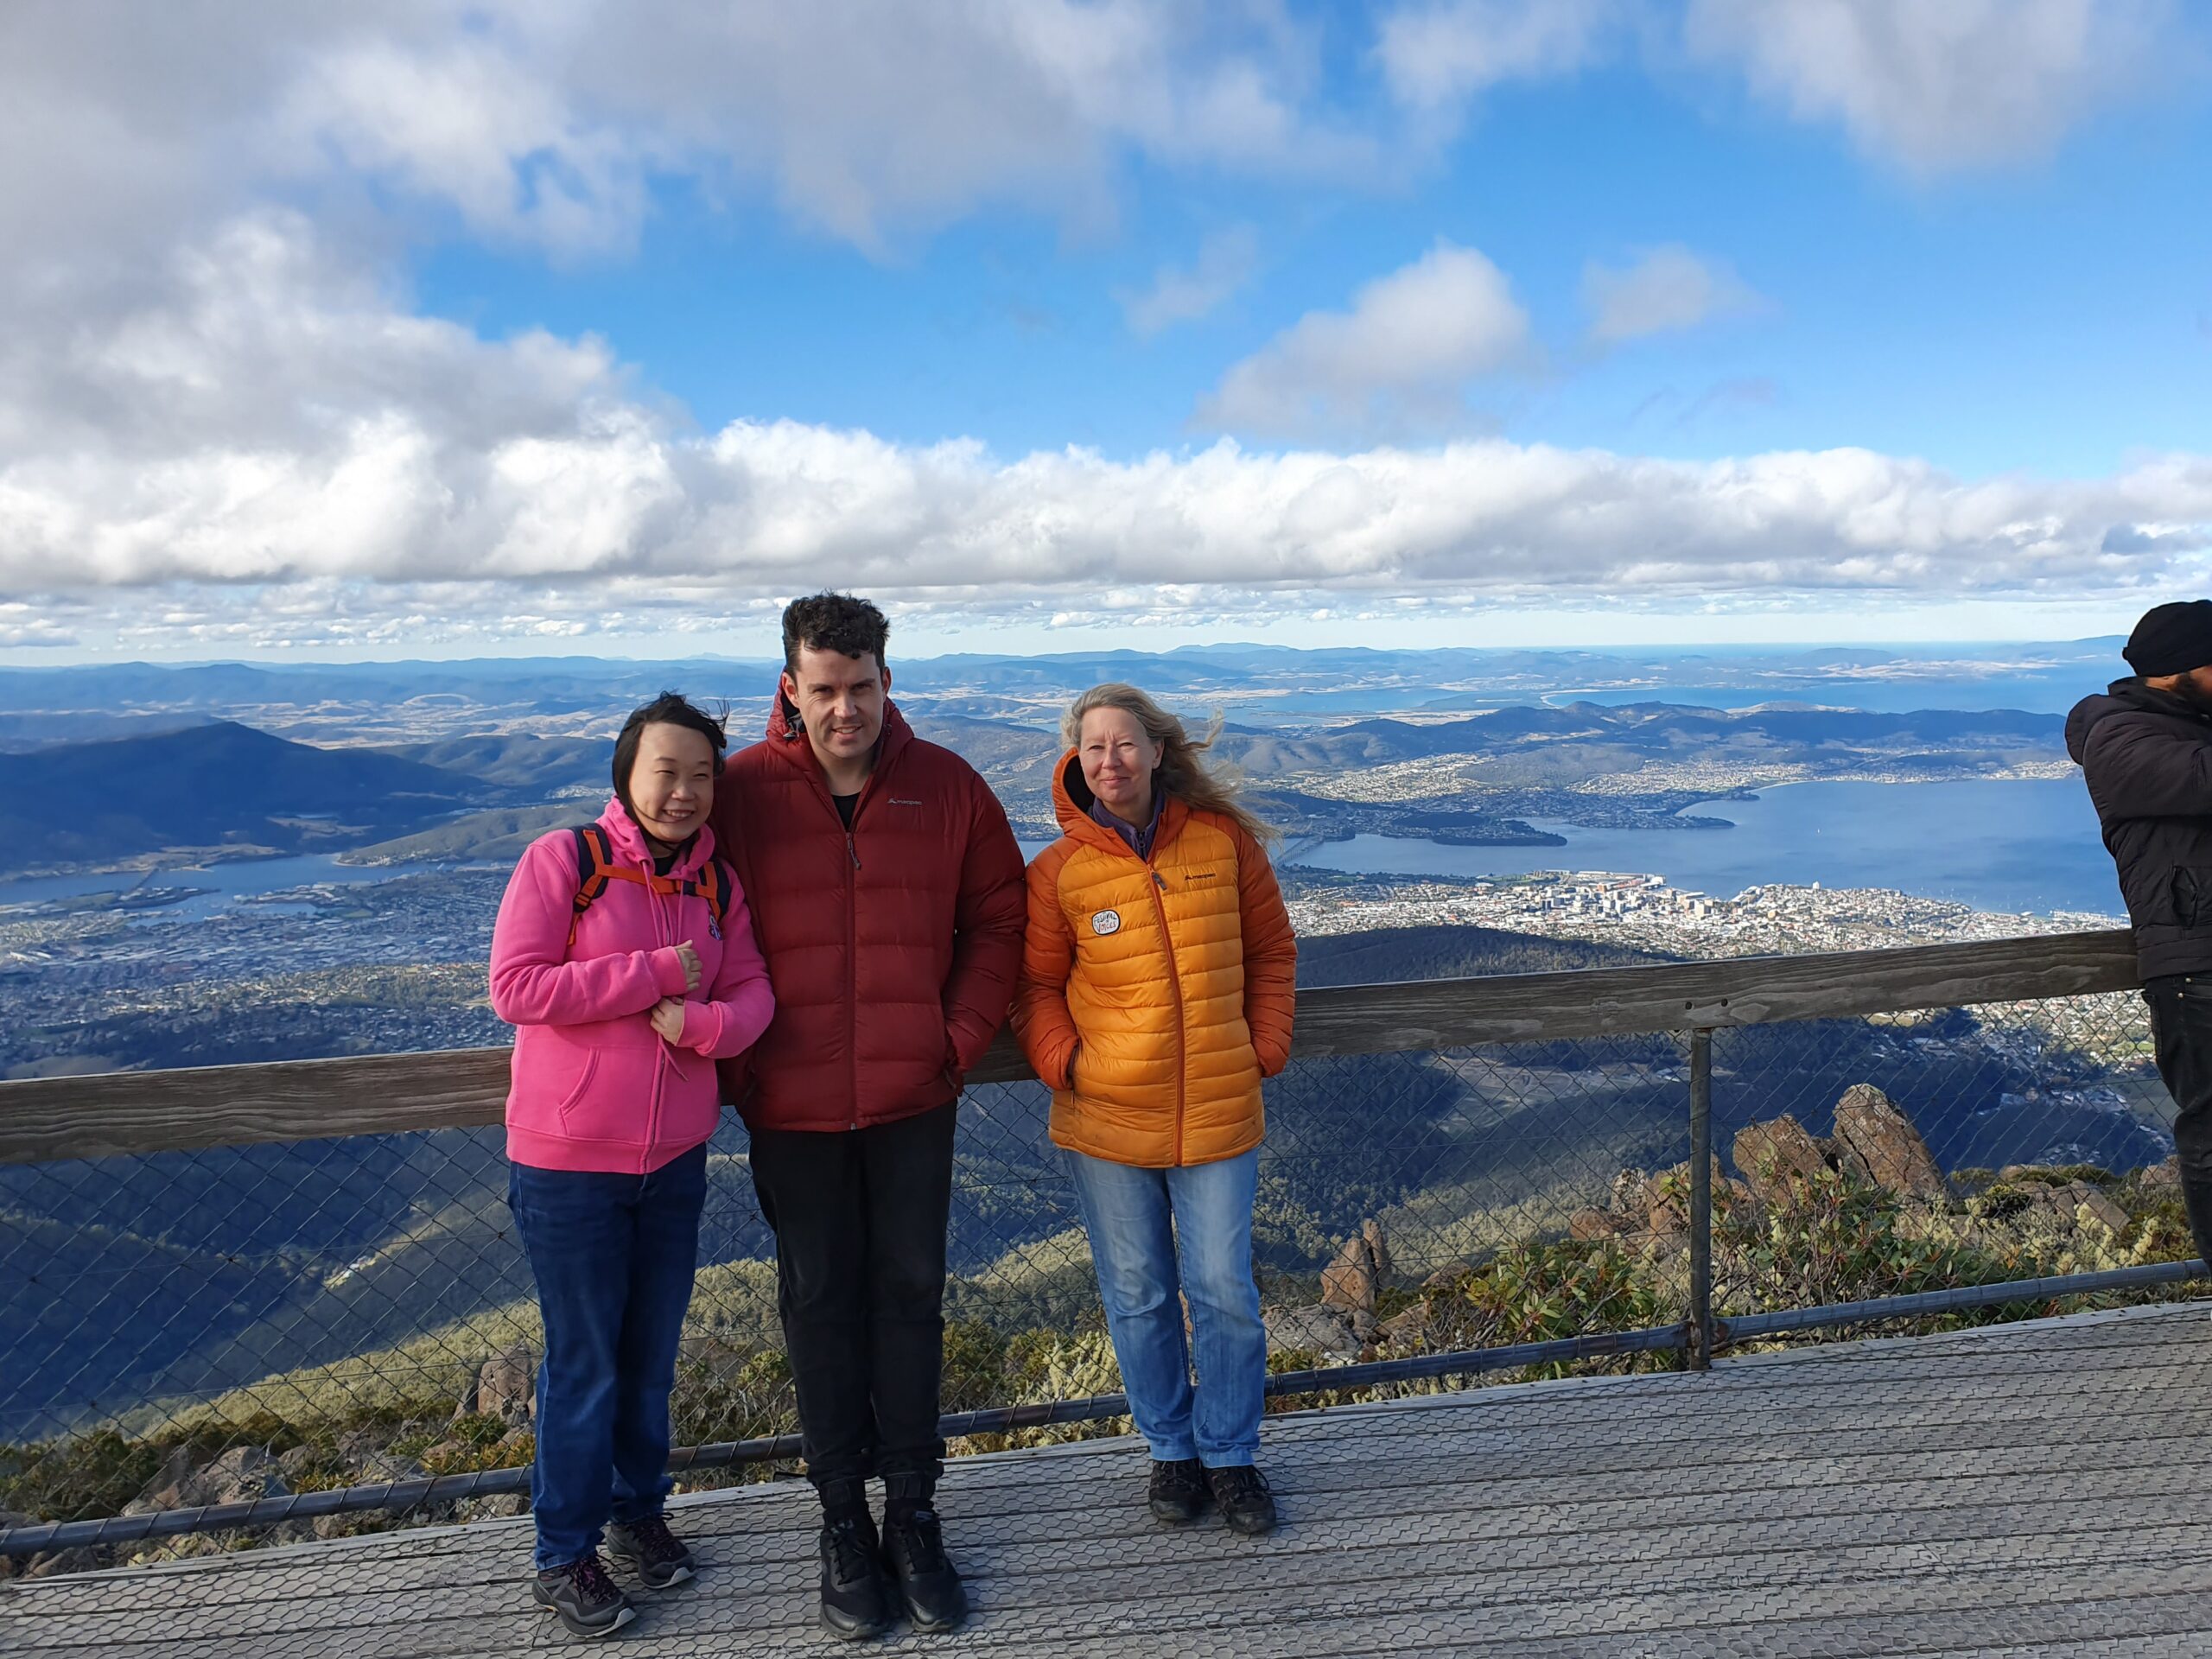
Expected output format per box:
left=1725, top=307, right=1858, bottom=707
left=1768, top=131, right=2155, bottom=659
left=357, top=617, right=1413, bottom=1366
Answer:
left=1013, top=752, right=1297, bottom=1168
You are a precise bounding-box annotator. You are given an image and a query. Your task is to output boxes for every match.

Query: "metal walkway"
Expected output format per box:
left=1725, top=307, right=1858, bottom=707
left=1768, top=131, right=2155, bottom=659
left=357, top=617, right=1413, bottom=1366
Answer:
left=7, top=1303, right=2211, bottom=1657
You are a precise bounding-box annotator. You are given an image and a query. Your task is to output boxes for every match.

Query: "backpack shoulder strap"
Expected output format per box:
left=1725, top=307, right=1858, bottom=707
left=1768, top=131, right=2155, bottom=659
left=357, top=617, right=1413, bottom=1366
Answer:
left=696, top=855, right=734, bottom=931
left=567, top=824, right=617, bottom=947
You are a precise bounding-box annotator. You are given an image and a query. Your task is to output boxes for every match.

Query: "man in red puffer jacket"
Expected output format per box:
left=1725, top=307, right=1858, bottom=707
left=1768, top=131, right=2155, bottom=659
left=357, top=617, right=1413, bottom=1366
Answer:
left=711, top=592, right=1024, bottom=1640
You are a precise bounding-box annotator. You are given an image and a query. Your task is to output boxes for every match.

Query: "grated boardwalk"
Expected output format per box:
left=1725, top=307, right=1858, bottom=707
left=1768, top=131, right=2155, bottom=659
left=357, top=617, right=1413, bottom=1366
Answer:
left=9, top=1303, right=2212, bottom=1657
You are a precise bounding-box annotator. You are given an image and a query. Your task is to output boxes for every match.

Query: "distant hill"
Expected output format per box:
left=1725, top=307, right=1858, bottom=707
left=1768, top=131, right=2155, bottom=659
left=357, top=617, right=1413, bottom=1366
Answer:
left=369, top=734, right=607, bottom=797
left=339, top=804, right=582, bottom=867
left=1208, top=702, right=2065, bottom=778
left=0, top=713, right=213, bottom=753
left=0, top=721, right=512, bottom=865
left=1297, top=925, right=1667, bottom=986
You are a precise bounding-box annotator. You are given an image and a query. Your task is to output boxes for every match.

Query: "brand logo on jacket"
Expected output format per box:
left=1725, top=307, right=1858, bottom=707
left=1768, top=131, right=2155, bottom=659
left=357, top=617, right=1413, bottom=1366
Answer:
left=891, top=797, right=922, bottom=806
left=1090, top=909, right=1122, bottom=936
left=1184, top=868, right=1220, bottom=882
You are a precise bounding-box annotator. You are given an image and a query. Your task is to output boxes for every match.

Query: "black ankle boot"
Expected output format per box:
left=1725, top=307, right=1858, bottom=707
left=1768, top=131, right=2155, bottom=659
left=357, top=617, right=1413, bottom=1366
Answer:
left=880, top=1504, right=968, bottom=1635
left=1206, top=1465, right=1279, bottom=1537
left=1147, top=1458, right=1211, bottom=1526
left=817, top=1509, right=893, bottom=1640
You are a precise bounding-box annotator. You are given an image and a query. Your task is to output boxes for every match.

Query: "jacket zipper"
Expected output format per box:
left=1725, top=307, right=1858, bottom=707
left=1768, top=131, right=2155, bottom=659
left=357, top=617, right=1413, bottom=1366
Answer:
left=788, top=709, right=895, bottom=1135
left=1143, top=864, right=1188, bottom=1166
left=845, top=825, right=860, bottom=1129
left=836, top=765, right=883, bottom=1133
left=643, top=849, right=672, bottom=1172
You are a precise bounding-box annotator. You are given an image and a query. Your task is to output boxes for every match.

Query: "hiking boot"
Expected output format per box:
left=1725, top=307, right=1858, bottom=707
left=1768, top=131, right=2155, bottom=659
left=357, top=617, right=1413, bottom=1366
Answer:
left=605, top=1515, right=696, bottom=1589
left=1147, top=1458, right=1211, bottom=1527
left=817, top=1510, right=894, bottom=1640
left=881, top=1506, right=969, bottom=1635
left=533, top=1554, right=637, bottom=1639
left=1206, top=1465, right=1279, bottom=1537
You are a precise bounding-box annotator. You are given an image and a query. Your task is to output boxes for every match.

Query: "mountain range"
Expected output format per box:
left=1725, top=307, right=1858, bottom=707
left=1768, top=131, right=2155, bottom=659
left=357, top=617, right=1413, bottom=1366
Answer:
left=1, top=722, right=520, bottom=868
left=2, top=690, right=2077, bottom=871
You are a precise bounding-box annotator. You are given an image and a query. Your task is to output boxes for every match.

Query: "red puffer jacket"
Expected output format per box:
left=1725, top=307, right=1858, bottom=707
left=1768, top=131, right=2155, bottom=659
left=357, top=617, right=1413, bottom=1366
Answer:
left=710, top=695, right=1027, bottom=1131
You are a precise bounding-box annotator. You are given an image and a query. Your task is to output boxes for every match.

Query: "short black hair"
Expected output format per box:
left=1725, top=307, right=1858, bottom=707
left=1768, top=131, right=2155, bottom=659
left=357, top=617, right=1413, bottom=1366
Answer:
left=782, top=592, right=889, bottom=676
left=612, top=691, right=728, bottom=810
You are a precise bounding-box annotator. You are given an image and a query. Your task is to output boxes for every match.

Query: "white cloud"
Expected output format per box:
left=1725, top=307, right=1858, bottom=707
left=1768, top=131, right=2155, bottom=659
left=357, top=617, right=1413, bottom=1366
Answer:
left=1682, top=0, right=2186, bottom=173
left=1375, top=0, right=1618, bottom=111
left=0, top=1, right=1377, bottom=264
left=1118, top=226, right=1262, bottom=337
left=2, top=2, right=2208, bottom=658
left=2, top=214, right=2207, bottom=651
left=1196, top=243, right=1534, bottom=437
left=1583, top=245, right=1762, bottom=344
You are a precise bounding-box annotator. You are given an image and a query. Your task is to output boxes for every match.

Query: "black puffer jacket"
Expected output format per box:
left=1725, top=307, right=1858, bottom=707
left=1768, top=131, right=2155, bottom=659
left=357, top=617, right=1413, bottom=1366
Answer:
left=2066, top=678, right=2212, bottom=978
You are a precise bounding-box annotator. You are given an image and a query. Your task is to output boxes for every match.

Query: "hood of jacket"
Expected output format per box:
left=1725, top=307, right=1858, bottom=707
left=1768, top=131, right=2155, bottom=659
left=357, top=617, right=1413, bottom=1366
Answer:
left=595, top=795, right=716, bottom=878
left=761, top=683, right=916, bottom=781
left=2067, top=677, right=2212, bottom=765
left=1049, top=748, right=1186, bottom=861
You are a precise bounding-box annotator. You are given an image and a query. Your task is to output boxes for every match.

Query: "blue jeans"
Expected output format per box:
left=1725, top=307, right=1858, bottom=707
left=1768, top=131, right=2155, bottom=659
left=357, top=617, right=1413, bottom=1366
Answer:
left=1065, top=1147, right=1265, bottom=1468
left=507, top=1144, right=707, bottom=1571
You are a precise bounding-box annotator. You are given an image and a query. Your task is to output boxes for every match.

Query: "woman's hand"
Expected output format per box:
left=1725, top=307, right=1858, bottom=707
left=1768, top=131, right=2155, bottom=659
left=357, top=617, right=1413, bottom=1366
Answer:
left=674, top=941, right=702, bottom=993
left=650, top=997, right=688, bottom=1043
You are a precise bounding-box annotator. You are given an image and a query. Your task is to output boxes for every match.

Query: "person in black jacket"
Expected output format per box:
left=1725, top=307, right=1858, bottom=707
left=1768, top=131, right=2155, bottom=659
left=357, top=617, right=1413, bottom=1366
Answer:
left=2067, top=598, right=2212, bottom=1263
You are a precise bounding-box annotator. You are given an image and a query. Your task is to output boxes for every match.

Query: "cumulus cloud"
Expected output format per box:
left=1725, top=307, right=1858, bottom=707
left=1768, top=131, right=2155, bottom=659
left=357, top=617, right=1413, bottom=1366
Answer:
left=1196, top=243, right=1534, bottom=437
left=0, top=0, right=1377, bottom=264
left=1683, top=0, right=2186, bottom=173
left=3, top=1, right=2208, bottom=655
left=1118, top=226, right=1262, bottom=337
left=1374, top=0, right=1618, bottom=111
left=1583, top=245, right=1762, bottom=345
left=3, top=211, right=2208, bottom=649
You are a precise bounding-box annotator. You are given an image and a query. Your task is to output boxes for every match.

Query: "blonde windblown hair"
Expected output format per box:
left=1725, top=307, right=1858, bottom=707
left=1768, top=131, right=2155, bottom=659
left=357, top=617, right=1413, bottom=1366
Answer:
left=1061, top=682, right=1276, bottom=844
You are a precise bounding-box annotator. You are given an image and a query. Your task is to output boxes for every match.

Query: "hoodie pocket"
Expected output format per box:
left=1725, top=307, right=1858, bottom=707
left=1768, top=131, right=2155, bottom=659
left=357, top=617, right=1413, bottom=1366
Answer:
left=2173, top=868, right=2212, bottom=927
left=556, top=1042, right=664, bottom=1147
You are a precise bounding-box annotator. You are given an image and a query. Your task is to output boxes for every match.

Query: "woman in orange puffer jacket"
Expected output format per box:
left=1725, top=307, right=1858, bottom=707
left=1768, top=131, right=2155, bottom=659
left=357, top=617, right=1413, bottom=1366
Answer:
left=1013, top=682, right=1296, bottom=1537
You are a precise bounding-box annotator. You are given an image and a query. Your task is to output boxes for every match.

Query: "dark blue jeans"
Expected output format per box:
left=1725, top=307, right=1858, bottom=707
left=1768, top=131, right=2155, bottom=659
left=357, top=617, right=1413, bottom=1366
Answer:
left=507, top=1144, right=707, bottom=1571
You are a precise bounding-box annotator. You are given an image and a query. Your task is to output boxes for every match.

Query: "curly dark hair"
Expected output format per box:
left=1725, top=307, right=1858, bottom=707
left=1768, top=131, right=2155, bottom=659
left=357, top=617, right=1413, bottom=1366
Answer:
left=781, top=592, right=890, bottom=674
left=612, top=690, right=728, bottom=810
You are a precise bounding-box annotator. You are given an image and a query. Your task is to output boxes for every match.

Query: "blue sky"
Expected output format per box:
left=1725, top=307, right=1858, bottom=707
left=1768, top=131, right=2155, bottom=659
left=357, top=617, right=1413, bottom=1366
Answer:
left=416, top=60, right=2212, bottom=481
left=3, top=1, right=2211, bottom=661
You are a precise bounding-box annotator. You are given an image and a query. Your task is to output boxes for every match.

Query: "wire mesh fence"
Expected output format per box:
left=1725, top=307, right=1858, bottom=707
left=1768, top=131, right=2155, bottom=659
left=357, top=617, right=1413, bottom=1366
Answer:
left=1705, top=988, right=2196, bottom=1340
left=1, top=980, right=2198, bottom=1577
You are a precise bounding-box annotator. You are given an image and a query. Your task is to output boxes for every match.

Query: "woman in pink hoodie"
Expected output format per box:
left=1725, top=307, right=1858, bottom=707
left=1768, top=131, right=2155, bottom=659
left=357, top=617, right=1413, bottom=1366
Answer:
left=488, top=691, right=773, bottom=1638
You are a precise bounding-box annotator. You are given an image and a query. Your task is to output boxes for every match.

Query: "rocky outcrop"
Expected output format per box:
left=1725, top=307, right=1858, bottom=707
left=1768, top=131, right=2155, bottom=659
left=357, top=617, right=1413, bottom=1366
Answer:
left=2139, top=1156, right=2183, bottom=1192
left=2037, top=1179, right=2131, bottom=1235
left=1732, top=1116, right=1833, bottom=1202
left=1320, top=1221, right=1390, bottom=1314
left=1732, top=1090, right=1947, bottom=1205
left=1832, top=1084, right=1947, bottom=1199
left=126, top=1445, right=288, bottom=1516
left=1265, top=1304, right=1361, bottom=1363
left=457, top=1344, right=537, bottom=1424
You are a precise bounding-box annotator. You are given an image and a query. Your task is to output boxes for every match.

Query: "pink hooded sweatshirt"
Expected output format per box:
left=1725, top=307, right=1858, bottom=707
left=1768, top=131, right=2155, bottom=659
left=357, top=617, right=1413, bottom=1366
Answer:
left=489, top=799, right=774, bottom=1173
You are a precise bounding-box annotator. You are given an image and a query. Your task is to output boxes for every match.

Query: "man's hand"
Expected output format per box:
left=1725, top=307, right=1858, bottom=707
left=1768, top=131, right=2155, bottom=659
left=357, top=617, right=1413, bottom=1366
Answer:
left=674, top=941, right=702, bottom=993
left=650, top=997, right=687, bottom=1043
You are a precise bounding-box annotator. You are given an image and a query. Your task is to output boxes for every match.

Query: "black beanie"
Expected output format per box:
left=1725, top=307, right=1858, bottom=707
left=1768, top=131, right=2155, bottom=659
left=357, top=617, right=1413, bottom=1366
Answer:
left=2124, top=601, right=2212, bottom=677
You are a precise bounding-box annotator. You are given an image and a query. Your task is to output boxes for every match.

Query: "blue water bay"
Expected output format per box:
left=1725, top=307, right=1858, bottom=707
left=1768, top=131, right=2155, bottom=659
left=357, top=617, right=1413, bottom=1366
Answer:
left=1285, top=777, right=2119, bottom=918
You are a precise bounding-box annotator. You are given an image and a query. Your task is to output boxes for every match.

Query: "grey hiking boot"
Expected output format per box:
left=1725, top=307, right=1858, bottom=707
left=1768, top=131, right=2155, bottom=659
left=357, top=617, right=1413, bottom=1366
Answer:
left=533, top=1553, right=637, bottom=1639
left=606, top=1515, right=696, bottom=1589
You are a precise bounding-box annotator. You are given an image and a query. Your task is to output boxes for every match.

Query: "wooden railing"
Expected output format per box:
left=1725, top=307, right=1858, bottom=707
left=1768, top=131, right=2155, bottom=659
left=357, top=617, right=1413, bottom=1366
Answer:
left=0, top=927, right=2140, bottom=1166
